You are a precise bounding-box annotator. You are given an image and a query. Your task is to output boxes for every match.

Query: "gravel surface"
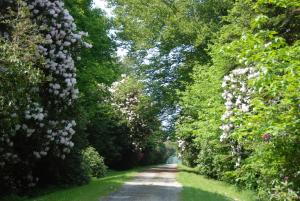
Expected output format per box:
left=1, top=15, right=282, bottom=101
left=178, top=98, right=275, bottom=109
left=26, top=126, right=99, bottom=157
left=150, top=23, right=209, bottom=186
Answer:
left=101, top=164, right=182, bottom=201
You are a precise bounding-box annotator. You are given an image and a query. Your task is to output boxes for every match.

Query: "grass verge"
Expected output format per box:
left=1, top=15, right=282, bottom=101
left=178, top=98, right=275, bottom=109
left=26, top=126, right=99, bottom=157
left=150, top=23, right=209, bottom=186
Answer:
left=176, top=165, right=259, bottom=201
left=1, top=168, right=143, bottom=201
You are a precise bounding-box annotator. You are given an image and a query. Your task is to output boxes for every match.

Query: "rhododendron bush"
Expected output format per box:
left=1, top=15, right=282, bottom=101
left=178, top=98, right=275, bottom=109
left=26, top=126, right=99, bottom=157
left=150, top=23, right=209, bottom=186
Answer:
left=0, top=0, right=90, bottom=193
left=223, top=31, right=300, bottom=199
left=0, top=0, right=299, bottom=199
left=220, top=67, right=259, bottom=168
left=174, top=0, right=299, bottom=200
left=109, top=75, right=160, bottom=150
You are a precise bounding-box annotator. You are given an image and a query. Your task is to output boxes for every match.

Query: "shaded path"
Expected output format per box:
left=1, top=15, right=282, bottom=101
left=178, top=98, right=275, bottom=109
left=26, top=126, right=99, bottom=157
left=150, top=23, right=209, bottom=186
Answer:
left=101, top=164, right=182, bottom=201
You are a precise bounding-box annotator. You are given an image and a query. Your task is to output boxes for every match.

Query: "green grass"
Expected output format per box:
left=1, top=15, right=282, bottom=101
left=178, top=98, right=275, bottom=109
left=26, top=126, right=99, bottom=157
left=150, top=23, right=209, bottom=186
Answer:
left=176, top=165, right=259, bottom=201
left=1, top=168, right=143, bottom=201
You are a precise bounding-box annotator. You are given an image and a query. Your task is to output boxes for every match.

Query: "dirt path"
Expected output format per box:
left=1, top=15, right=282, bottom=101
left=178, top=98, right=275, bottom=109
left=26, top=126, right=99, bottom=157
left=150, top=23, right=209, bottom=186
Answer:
left=101, top=164, right=182, bottom=201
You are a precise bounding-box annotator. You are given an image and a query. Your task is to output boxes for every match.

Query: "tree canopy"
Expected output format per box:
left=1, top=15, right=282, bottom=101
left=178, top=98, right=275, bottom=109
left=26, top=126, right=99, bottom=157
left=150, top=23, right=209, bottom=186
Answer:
left=0, top=0, right=299, bottom=200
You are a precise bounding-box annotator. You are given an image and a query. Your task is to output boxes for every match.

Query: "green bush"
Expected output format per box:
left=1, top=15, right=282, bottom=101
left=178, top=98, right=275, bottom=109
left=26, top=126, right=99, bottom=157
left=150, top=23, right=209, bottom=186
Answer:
left=82, top=147, right=107, bottom=178
left=174, top=0, right=300, bottom=200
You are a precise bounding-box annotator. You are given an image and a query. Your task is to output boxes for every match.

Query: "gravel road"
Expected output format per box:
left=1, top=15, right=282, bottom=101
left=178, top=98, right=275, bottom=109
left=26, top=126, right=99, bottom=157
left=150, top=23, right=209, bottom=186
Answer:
left=101, top=164, right=182, bottom=201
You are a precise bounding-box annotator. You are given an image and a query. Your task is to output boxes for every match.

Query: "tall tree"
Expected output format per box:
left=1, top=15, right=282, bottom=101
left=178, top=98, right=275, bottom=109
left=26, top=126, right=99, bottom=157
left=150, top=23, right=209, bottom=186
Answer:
left=110, top=0, right=234, bottom=130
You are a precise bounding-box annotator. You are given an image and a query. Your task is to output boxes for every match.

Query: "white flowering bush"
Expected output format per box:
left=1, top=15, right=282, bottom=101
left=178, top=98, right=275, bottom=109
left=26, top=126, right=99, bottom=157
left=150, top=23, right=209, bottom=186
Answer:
left=109, top=75, right=141, bottom=124
left=0, top=4, right=45, bottom=191
left=229, top=34, right=300, bottom=199
left=220, top=67, right=258, bottom=141
left=0, top=0, right=90, bottom=192
left=220, top=67, right=259, bottom=167
left=109, top=75, right=145, bottom=149
left=177, top=139, right=186, bottom=152
left=109, top=75, right=160, bottom=150
left=176, top=135, right=199, bottom=167
left=218, top=1, right=300, bottom=197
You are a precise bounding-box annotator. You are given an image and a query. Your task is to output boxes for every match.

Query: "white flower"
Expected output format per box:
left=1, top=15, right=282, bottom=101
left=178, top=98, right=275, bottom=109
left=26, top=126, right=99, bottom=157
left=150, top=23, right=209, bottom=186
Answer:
left=15, top=124, right=21, bottom=131
left=220, top=133, right=228, bottom=142
left=241, top=104, right=250, bottom=112
left=37, top=113, right=44, bottom=121
left=33, top=151, right=41, bottom=159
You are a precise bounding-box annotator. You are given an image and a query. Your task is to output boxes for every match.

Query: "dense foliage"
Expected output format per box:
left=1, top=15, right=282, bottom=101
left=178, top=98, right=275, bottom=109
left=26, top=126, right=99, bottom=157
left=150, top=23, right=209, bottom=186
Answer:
left=178, top=1, right=300, bottom=200
left=0, top=0, right=88, bottom=193
left=1, top=0, right=299, bottom=200
left=82, top=146, right=107, bottom=178
left=0, top=0, right=170, bottom=197
left=65, top=0, right=171, bottom=171
left=111, top=0, right=300, bottom=200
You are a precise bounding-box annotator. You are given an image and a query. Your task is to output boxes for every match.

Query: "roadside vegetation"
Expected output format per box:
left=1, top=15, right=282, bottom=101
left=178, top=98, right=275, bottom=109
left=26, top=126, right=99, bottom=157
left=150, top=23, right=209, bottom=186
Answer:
left=177, top=165, right=258, bottom=201
left=1, top=168, right=142, bottom=201
left=0, top=0, right=299, bottom=200
left=0, top=0, right=172, bottom=198
left=110, top=0, right=300, bottom=199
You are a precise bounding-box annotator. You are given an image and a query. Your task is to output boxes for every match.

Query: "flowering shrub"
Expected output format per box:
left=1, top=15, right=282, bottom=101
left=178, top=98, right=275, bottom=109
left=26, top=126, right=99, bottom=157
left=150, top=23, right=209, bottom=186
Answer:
left=176, top=0, right=300, bottom=200
left=0, top=4, right=45, bottom=191
left=109, top=75, right=160, bottom=150
left=220, top=67, right=259, bottom=167
left=109, top=75, right=141, bottom=124
left=25, top=0, right=91, bottom=159
left=232, top=35, right=300, bottom=199
left=0, top=0, right=89, bottom=192
left=218, top=1, right=300, bottom=199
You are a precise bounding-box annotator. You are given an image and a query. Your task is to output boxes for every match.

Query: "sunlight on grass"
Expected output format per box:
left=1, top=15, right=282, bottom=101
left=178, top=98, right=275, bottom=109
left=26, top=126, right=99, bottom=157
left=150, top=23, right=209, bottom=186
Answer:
left=176, top=165, right=259, bottom=201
